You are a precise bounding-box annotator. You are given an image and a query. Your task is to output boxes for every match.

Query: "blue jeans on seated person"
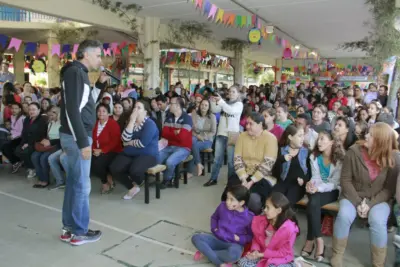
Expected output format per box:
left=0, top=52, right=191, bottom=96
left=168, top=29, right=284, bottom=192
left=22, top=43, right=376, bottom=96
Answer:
left=210, top=136, right=234, bottom=181
left=191, top=233, right=243, bottom=265
left=188, top=136, right=212, bottom=173
left=159, top=146, right=190, bottom=181
left=60, top=133, right=92, bottom=236
left=333, top=198, right=390, bottom=248
left=48, top=149, right=68, bottom=185
left=31, top=151, right=54, bottom=183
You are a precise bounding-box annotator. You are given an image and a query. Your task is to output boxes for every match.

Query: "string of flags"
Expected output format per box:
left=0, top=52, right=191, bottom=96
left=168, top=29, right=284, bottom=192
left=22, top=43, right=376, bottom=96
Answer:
left=0, top=34, right=137, bottom=57
left=190, top=0, right=316, bottom=58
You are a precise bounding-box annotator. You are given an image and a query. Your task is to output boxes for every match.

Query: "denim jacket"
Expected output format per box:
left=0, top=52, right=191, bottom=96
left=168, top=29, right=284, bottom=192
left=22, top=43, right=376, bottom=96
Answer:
left=280, top=146, right=308, bottom=181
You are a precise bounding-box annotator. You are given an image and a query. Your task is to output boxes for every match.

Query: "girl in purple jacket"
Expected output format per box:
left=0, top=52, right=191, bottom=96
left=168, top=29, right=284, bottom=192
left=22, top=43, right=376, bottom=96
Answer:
left=192, top=186, right=254, bottom=267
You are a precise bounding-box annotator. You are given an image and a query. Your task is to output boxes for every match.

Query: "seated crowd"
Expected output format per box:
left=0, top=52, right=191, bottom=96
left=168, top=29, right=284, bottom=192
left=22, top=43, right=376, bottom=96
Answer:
left=1, top=76, right=400, bottom=267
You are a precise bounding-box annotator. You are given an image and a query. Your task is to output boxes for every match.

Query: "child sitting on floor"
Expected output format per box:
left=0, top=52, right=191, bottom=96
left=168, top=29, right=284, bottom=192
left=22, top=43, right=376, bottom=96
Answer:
left=192, top=186, right=254, bottom=267
left=238, top=192, right=300, bottom=267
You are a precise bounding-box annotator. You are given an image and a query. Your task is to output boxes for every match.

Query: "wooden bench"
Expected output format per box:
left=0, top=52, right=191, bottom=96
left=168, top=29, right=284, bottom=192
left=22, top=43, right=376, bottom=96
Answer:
left=200, top=148, right=214, bottom=176
left=144, top=165, right=166, bottom=204
left=296, top=196, right=340, bottom=212
left=174, top=155, right=193, bottom=188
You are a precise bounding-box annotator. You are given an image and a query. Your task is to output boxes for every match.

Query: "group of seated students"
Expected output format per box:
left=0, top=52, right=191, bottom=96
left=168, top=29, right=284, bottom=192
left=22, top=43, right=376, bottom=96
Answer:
left=1, top=76, right=400, bottom=266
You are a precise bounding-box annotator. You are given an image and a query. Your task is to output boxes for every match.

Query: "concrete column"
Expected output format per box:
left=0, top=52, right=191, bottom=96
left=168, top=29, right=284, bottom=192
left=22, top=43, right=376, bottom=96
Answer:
left=233, top=49, right=245, bottom=86
left=142, top=17, right=160, bottom=98
left=275, top=59, right=282, bottom=83
left=13, top=44, right=25, bottom=83
left=47, top=31, right=60, bottom=88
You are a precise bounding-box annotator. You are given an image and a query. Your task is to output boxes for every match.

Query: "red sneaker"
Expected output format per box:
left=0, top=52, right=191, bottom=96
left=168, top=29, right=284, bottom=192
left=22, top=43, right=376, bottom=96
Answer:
left=60, top=228, right=72, bottom=242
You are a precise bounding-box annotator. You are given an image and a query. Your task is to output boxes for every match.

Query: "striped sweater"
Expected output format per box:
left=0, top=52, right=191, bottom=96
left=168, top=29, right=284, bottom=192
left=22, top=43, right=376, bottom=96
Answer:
left=122, top=117, right=159, bottom=159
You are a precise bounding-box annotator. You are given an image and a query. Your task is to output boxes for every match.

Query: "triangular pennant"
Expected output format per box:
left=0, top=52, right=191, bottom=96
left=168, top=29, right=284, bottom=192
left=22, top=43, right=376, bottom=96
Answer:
left=62, top=44, right=71, bottom=54
left=227, top=14, right=235, bottom=25
left=235, top=15, right=242, bottom=27
left=240, top=16, right=246, bottom=27
left=203, top=0, right=211, bottom=15
left=195, top=0, right=203, bottom=9
left=246, top=16, right=252, bottom=27
left=208, top=4, right=217, bottom=19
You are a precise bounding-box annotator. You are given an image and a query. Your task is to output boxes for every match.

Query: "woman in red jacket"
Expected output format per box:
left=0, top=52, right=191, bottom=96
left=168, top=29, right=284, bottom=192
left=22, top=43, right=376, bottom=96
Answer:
left=91, top=103, right=122, bottom=194
left=328, top=90, right=348, bottom=110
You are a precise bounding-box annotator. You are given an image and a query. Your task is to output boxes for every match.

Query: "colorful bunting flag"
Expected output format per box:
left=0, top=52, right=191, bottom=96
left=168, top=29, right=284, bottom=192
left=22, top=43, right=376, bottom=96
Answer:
left=25, top=42, right=37, bottom=54
left=0, top=34, right=8, bottom=49
left=51, top=44, right=61, bottom=56
left=8, top=38, right=22, bottom=52
left=208, top=4, right=217, bottom=19
left=216, top=9, right=224, bottom=23
left=39, top=44, right=48, bottom=56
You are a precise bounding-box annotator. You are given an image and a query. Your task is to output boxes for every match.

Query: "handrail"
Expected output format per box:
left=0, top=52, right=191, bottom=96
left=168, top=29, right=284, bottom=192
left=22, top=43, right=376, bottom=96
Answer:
left=0, top=6, right=64, bottom=22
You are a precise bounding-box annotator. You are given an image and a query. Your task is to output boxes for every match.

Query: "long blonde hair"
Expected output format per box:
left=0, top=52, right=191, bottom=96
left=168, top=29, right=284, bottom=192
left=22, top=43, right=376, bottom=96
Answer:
left=367, top=122, right=398, bottom=168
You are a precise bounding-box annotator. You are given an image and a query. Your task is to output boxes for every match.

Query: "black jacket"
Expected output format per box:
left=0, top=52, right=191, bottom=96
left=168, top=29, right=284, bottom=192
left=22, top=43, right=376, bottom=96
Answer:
left=21, top=116, right=48, bottom=146
left=59, top=61, right=105, bottom=148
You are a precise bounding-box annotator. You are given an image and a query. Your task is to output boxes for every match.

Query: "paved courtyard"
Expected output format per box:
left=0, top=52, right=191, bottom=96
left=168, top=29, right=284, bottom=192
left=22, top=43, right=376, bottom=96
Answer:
left=0, top=165, right=395, bottom=267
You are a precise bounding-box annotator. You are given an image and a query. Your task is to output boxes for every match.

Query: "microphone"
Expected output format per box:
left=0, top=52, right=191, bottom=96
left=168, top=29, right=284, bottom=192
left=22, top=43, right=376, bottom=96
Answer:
left=100, top=66, right=121, bottom=82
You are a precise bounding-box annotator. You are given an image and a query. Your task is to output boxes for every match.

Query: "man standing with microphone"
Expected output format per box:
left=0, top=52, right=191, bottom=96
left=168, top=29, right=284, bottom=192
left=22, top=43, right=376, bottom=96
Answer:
left=59, top=40, right=108, bottom=246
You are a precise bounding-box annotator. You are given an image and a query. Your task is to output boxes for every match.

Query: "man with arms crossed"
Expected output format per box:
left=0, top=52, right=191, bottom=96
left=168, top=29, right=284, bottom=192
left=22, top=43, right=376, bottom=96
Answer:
left=59, top=40, right=107, bottom=245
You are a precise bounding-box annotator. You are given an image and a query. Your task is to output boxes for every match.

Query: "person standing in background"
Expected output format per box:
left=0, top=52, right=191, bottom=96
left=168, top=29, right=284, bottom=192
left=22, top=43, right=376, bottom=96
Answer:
left=59, top=40, right=108, bottom=246
left=0, top=61, right=15, bottom=101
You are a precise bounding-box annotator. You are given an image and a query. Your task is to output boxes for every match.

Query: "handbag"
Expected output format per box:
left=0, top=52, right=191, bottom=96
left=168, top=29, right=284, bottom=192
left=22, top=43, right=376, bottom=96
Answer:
left=321, top=215, right=334, bottom=236
left=34, top=122, right=57, bottom=153
left=225, top=116, right=239, bottom=146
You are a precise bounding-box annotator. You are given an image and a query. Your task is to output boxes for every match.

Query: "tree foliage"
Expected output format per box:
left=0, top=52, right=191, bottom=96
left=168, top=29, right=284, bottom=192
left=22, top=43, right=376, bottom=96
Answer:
left=163, top=20, right=213, bottom=49
left=51, top=22, right=98, bottom=44
left=339, top=0, right=400, bottom=68
left=221, top=38, right=250, bottom=52
left=92, top=0, right=142, bottom=33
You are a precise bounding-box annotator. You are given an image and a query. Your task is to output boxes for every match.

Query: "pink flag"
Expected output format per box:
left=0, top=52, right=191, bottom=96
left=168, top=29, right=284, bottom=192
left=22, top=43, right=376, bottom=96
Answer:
left=110, top=42, right=118, bottom=53
left=257, top=21, right=261, bottom=29
left=103, top=48, right=112, bottom=56
left=51, top=44, right=61, bottom=56
left=72, top=44, right=79, bottom=54
left=208, top=4, right=217, bottom=19
left=7, top=37, right=22, bottom=51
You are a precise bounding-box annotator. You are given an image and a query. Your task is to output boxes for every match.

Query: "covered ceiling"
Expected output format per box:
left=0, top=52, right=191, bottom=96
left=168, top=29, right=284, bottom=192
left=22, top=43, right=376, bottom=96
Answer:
left=109, top=0, right=372, bottom=60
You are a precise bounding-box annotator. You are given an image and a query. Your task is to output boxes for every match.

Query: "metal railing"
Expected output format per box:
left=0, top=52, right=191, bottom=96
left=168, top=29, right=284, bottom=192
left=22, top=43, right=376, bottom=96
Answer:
left=0, top=6, right=64, bottom=22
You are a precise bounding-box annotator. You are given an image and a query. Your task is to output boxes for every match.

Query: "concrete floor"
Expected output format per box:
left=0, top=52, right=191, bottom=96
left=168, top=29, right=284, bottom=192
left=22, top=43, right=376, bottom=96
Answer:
left=0, top=165, right=395, bottom=267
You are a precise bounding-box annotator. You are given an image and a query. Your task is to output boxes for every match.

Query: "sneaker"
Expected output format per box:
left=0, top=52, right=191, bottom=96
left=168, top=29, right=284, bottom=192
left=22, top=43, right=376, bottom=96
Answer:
left=193, top=251, right=204, bottom=261
left=203, top=179, right=217, bottom=187
left=27, top=169, right=36, bottom=179
left=160, top=180, right=173, bottom=190
left=60, top=227, right=72, bottom=242
left=70, top=229, right=102, bottom=246
left=48, top=183, right=65, bottom=190
left=123, top=187, right=140, bottom=200
left=11, top=162, right=23, bottom=173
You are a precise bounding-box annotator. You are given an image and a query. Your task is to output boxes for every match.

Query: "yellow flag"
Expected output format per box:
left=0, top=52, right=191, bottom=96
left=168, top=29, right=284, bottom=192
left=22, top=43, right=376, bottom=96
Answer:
left=216, top=9, right=224, bottom=23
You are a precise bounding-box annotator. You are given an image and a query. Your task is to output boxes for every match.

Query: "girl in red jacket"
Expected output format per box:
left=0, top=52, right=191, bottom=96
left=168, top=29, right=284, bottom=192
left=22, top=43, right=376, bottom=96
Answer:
left=238, top=192, right=300, bottom=267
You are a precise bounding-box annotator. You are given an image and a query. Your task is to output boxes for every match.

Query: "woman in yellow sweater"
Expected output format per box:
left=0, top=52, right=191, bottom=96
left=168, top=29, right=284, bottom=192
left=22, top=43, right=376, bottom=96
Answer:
left=221, top=112, right=279, bottom=214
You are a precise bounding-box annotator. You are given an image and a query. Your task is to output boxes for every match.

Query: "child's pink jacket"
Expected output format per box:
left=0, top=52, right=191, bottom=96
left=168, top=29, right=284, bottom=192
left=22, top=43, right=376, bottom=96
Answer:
left=250, top=215, right=299, bottom=266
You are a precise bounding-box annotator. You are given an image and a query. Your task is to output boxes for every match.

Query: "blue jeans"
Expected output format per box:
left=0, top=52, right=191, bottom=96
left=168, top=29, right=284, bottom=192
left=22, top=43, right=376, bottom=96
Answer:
left=210, top=136, right=234, bottom=181
left=191, top=233, right=243, bottom=265
left=60, top=133, right=92, bottom=236
left=333, top=199, right=390, bottom=247
left=48, top=149, right=68, bottom=185
left=189, top=136, right=212, bottom=173
left=31, top=151, right=53, bottom=183
left=159, top=146, right=190, bottom=181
